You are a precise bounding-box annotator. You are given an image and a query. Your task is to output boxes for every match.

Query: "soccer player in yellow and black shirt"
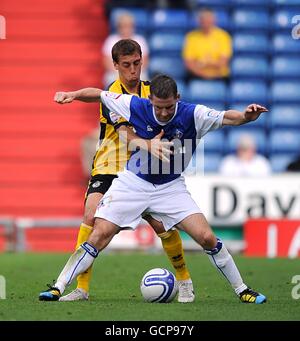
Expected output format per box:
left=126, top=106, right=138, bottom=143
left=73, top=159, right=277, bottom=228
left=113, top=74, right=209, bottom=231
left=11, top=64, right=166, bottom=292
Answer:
left=57, top=39, right=194, bottom=303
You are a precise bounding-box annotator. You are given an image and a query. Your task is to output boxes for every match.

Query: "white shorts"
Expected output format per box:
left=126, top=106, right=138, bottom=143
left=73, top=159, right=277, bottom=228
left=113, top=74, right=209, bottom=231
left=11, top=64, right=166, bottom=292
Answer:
left=94, top=170, right=201, bottom=231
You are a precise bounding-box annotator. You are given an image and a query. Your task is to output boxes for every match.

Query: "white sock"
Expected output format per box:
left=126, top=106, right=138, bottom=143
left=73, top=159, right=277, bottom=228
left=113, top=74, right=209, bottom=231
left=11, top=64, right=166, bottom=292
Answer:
left=205, top=239, right=247, bottom=295
left=54, top=242, right=98, bottom=294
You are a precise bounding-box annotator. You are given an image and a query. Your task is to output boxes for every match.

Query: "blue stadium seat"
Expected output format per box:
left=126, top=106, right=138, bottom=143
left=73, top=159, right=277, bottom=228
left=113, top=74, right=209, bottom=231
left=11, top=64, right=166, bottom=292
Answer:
left=271, top=81, right=300, bottom=102
left=270, top=105, right=300, bottom=128
left=273, top=0, right=300, bottom=6
left=229, top=81, right=268, bottom=103
left=273, top=10, right=297, bottom=30
left=233, top=10, right=269, bottom=30
left=231, top=56, right=269, bottom=79
left=202, top=130, right=225, bottom=153
left=149, top=32, right=184, bottom=55
left=188, top=80, right=227, bottom=103
left=194, top=0, right=230, bottom=6
left=273, top=33, right=300, bottom=54
left=230, top=103, right=267, bottom=128
left=185, top=151, right=221, bottom=174
left=149, top=56, right=185, bottom=79
left=270, top=129, right=300, bottom=154
left=176, top=80, right=188, bottom=101
left=233, top=33, right=269, bottom=54
left=150, top=9, right=189, bottom=31
left=270, top=154, right=296, bottom=172
left=232, top=0, right=270, bottom=5
left=227, top=129, right=267, bottom=154
left=185, top=146, right=205, bottom=175
left=197, top=102, right=226, bottom=111
left=189, top=10, right=230, bottom=30
left=110, top=8, right=149, bottom=33
left=204, top=153, right=222, bottom=173
left=271, top=57, right=300, bottom=78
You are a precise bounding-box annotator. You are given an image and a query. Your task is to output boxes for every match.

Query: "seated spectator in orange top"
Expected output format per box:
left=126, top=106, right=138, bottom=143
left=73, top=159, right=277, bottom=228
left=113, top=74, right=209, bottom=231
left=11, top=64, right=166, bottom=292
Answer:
left=182, top=8, right=232, bottom=81
left=102, top=12, right=149, bottom=87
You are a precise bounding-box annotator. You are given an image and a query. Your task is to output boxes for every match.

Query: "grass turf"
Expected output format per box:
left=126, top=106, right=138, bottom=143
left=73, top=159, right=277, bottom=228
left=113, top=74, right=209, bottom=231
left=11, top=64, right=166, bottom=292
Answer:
left=0, top=252, right=299, bottom=321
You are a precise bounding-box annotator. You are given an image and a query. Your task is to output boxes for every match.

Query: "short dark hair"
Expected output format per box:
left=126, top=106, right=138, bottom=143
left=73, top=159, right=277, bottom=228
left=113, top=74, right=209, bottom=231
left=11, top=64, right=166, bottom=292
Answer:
left=150, top=74, right=178, bottom=99
left=111, top=39, right=142, bottom=63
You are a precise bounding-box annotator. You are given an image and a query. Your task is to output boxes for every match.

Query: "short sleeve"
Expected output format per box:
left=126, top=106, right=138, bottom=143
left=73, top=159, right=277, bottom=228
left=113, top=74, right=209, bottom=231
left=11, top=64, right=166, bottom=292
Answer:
left=194, top=104, right=225, bottom=138
left=100, top=91, right=133, bottom=121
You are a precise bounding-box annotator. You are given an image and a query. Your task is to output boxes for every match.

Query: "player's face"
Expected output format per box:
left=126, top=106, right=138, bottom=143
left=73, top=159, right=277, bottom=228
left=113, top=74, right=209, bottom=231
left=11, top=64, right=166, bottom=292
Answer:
left=150, top=94, right=179, bottom=123
left=199, top=11, right=215, bottom=31
left=114, top=53, right=142, bottom=86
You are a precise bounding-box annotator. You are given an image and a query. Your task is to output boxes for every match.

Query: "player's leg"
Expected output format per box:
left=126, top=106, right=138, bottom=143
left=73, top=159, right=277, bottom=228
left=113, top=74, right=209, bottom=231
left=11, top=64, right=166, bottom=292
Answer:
left=39, top=171, right=148, bottom=301
left=58, top=193, right=101, bottom=301
left=60, top=175, right=117, bottom=302
left=39, top=218, right=118, bottom=301
left=177, top=213, right=266, bottom=304
left=143, top=215, right=194, bottom=303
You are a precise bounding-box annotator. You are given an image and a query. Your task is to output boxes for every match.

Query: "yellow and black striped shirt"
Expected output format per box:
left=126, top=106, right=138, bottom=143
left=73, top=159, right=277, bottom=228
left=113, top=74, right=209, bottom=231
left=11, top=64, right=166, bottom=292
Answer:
left=91, top=79, right=150, bottom=176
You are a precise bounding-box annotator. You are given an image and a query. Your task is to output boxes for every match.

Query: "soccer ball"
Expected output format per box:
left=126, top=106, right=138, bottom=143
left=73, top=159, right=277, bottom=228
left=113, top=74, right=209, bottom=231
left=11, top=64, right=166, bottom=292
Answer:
left=140, top=268, right=178, bottom=303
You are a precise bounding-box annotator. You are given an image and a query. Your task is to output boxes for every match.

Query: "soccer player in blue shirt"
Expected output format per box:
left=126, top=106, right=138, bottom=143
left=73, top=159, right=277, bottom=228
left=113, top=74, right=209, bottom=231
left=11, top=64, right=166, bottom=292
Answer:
left=40, top=74, right=267, bottom=304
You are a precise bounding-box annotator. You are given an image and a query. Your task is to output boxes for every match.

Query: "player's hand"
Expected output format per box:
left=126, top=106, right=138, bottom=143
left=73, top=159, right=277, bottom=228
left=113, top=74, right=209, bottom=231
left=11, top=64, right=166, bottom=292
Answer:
left=244, top=104, right=268, bottom=122
left=150, top=130, right=174, bottom=163
left=54, top=91, right=76, bottom=104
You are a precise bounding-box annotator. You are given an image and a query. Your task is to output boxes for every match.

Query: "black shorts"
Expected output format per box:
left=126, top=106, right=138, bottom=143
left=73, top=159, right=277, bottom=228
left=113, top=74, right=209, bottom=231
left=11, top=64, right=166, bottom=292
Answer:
left=85, top=174, right=118, bottom=198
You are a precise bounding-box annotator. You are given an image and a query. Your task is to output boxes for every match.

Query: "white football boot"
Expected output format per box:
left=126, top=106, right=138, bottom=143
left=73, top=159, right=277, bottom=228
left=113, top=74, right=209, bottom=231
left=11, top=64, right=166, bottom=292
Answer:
left=177, top=279, right=195, bottom=303
left=59, top=288, right=89, bottom=302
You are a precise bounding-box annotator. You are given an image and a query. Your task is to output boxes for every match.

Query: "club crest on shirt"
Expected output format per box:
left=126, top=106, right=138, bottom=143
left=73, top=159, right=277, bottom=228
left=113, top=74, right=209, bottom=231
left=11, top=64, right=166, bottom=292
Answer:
left=174, top=129, right=183, bottom=139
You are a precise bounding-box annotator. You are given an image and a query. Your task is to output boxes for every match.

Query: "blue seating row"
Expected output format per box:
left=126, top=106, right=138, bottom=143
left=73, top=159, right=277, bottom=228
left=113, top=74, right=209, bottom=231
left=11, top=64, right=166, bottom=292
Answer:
left=110, top=7, right=300, bottom=32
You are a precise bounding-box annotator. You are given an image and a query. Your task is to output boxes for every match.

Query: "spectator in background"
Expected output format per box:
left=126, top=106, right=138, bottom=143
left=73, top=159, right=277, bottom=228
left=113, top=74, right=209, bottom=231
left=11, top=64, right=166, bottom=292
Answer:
left=219, top=134, right=271, bottom=177
left=102, top=12, right=149, bottom=86
left=182, top=8, right=232, bottom=81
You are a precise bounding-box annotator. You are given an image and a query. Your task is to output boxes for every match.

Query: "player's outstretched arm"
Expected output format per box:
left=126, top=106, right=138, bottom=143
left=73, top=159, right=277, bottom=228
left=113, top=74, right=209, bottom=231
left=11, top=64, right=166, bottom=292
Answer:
left=118, top=127, right=173, bottom=162
left=222, top=104, right=268, bottom=126
left=54, top=88, right=103, bottom=104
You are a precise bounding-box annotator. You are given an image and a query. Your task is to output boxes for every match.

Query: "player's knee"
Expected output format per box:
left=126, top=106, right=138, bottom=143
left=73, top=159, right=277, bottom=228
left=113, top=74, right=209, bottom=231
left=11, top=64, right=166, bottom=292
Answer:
left=83, top=208, right=96, bottom=226
left=200, top=231, right=216, bottom=250
left=83, top=214, right=95, bottom=227
left=89, top=219, right=116, bottom=250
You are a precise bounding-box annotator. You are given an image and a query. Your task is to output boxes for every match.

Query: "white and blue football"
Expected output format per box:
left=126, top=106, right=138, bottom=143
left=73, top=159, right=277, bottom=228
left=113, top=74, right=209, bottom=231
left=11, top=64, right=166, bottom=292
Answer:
left=140, top=268, right=178, bottom=303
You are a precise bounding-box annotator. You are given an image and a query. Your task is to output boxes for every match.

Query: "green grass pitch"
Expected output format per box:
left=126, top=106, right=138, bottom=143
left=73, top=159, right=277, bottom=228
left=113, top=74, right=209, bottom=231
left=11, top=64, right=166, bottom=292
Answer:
left=0, top=252, right=299, bottom=321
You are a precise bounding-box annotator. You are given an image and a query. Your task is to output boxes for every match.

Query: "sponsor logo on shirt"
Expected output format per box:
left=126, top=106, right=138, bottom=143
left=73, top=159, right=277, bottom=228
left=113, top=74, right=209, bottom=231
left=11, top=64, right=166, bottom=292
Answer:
left=109, top=112, right=122, bottom=124
left=92, top=181, right=103, bottom=188
left=207, top=110, right=220, bottom=118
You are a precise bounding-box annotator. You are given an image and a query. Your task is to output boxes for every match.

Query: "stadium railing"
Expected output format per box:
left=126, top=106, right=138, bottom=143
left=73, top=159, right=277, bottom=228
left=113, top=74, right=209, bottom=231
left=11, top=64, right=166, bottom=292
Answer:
left=0, top=216, right=245, bottom=253
left=14, top=217, right=82, bottom=252
left=0, top=217, right=15, bottom=252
